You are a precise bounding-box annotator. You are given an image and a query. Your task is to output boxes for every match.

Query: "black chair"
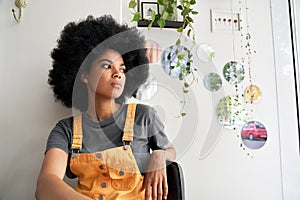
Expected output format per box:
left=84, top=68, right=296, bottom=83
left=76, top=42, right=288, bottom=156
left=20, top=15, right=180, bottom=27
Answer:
left=166, top=161, right=185, bottom=200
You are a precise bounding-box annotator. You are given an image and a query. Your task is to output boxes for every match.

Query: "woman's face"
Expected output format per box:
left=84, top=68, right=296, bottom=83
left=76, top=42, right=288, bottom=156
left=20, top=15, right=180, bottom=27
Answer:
left=84, top=49, right=126, bottom=100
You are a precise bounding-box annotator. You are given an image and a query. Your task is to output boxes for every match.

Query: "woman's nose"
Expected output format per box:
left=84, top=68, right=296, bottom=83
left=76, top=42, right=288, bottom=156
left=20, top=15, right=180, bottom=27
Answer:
left=112, top=73, right=121, bottom=79
left=112, top=66, right=122, bottom=79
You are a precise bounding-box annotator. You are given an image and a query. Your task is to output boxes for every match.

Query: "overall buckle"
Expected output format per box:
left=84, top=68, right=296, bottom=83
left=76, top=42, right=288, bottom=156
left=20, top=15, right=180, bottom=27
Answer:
left=123, top=141, right=132, bottom=150
left=71, top=149, right=80, bottom=158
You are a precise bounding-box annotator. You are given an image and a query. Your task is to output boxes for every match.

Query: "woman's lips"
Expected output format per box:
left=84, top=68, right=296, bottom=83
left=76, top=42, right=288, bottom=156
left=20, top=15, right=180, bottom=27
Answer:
left=111, top=82, right=122, bottom=89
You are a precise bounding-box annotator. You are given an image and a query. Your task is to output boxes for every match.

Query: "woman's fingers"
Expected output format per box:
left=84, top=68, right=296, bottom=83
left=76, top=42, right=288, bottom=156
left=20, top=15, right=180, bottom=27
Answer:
left=163, top=176, right=168, bottom=199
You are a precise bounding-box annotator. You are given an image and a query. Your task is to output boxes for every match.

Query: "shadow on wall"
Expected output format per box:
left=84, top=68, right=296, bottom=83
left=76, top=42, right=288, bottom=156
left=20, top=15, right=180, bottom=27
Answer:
left=0, top=137, right=42, bottom=199
left=0, top=103, right=70, bottom=200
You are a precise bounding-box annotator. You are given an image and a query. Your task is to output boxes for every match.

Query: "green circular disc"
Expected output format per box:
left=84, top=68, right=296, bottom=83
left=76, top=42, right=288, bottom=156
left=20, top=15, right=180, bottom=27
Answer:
left=217, top=95, right=248, bottom=129
left=223, top=61, right=245, bottom=84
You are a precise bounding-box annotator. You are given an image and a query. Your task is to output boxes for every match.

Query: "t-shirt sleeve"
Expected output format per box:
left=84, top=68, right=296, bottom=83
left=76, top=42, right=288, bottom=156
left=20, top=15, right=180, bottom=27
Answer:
left=46, top=117, right=73, bottom=155
left=136, top=104, right=169, bottom=150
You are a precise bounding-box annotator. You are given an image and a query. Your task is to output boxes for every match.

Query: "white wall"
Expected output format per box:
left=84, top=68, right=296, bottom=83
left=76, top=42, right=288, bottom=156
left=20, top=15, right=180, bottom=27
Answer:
left=0, top=0, right=299, bottom=199
left=123, top=0, right=300, bottom=199
left=0, top=1, right=121, bottom=199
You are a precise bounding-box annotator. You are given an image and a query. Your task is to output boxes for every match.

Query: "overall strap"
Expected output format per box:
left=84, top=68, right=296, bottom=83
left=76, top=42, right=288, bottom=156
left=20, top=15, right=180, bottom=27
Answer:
left=72, top=114, right=83, bottom=151
left=122, top=103, right=137, bottom=149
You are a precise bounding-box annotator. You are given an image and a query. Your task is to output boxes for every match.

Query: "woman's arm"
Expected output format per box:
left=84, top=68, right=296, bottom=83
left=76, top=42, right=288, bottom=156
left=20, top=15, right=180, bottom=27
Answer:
left=164, top=142, right=176, bottom=161
left=143, top=142, right=176, bottom=200
left=35, top=148, right=91, bottom=200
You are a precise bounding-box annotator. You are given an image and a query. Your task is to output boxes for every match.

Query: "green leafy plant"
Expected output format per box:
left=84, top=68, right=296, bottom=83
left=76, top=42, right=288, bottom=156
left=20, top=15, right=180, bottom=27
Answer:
left=129, top=0, right=198, bottom=43
left=128, top=0, right=199, bottom=116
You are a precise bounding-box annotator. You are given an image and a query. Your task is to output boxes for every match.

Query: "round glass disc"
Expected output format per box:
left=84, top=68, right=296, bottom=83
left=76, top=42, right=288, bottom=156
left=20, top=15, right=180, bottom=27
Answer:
left=244, top=84, right=262, bottom=103
left=223, top=61, right=245, bottom=84
left=161, top=45, right=194, bottom=79
left=217, top=95, right=248, bottom=129
left=241, top=121, right=267, bottom=149
left=197, top=43, right=215, bottom=63
left=203, top=72, right=222, bottom=92
left=134, top=74, right=158, bottom=101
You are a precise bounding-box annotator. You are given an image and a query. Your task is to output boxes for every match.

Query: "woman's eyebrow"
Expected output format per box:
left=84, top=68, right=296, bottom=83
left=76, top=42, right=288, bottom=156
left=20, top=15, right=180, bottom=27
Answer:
left=98, top=59, right=112, bottom=63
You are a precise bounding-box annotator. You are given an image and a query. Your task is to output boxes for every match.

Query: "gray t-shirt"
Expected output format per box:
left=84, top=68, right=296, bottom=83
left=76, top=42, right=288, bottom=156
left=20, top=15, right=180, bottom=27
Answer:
left=46, top=103, right=169, bottom=176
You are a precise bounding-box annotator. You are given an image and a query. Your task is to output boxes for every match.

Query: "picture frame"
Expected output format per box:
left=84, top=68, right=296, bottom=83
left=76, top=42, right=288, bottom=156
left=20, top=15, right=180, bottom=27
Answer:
left=137, top=0, right=184, bottom=28
left=210, top=9, right=241, bottom=32
left=141, top=2, right=159, bottom=20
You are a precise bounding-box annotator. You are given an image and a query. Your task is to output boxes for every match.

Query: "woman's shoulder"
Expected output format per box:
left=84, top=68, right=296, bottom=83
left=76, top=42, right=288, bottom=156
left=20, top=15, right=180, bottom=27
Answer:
left=51, top=115, right=74, bottom=134
left=132, top=103, right=159, bottom=122
left=135, top=103, right=152, bottom=112
left=133, top=103, right=156, bottom=115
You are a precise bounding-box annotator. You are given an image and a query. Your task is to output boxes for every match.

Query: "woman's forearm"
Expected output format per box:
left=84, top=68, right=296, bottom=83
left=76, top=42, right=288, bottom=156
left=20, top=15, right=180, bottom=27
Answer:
left=165, top=142, right=176, bottom=161
left=35, top=174, right=91, bottom=200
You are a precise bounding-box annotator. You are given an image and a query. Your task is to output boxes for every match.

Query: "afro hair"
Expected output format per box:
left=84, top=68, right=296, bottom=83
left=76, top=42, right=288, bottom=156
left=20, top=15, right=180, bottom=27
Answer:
left=48, top=15, right=149, bottom=111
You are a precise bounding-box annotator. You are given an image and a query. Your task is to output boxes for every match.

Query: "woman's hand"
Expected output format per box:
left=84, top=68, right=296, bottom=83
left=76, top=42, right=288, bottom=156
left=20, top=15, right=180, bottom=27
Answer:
left=143, top=150, right=168, bottom=200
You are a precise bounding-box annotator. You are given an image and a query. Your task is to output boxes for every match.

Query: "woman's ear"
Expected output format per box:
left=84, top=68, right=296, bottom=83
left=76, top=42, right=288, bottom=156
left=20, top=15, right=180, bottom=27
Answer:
left=80, top=73, right=88, bottom=84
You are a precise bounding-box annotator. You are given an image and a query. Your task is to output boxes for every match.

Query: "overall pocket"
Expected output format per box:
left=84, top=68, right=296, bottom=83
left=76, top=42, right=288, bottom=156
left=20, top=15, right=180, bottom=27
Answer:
left=109, top=167, right=139, bottom=191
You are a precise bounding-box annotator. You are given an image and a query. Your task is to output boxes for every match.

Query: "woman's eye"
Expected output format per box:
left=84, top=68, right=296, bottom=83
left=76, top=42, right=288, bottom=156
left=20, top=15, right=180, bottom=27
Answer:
left=120, top=68, right=126, bottom=73
left=101, top=64, right=111, bottom=69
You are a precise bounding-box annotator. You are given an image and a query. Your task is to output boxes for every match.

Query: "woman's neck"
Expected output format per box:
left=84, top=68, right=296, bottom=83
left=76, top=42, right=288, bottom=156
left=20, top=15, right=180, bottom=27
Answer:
left=86, top=98, right=121, bottom=122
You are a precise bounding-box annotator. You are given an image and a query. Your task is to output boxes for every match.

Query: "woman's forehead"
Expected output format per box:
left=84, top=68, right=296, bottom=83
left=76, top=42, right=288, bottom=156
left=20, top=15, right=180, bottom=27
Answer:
left=96, top=49, right=123, bottom=61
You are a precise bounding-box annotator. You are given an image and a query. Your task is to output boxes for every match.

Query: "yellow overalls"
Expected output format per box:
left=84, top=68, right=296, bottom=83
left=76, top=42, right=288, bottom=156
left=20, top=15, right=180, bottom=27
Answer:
left=70, top=104, right=147, bottom=200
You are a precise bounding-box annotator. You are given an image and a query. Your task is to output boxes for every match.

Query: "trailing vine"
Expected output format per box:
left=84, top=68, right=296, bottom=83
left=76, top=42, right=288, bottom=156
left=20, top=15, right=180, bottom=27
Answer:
left=129, top=0, right=198, bottom=42
left=128, top=0, right=199, bottom=116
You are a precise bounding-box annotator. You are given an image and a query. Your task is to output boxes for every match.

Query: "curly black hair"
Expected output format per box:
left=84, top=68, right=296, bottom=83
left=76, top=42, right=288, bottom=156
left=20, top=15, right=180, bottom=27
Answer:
left=48, top=15, right=149, bottom=111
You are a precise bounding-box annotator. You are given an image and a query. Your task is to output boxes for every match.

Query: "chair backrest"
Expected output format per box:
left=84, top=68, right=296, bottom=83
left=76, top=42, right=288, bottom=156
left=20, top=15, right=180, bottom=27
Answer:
left=166, top=161, right=185, bottom=200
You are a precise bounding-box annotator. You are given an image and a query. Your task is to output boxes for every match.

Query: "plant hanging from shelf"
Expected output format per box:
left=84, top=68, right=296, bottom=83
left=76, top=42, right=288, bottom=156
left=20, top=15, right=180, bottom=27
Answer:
left=129, top=0, right=198, bottom=41
left=128, top=0, right=199, bottom=117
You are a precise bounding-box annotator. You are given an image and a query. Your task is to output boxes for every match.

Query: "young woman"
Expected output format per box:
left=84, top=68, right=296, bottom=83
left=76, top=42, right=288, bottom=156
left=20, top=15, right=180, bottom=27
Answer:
left=35, top=15, right=176, bottom=200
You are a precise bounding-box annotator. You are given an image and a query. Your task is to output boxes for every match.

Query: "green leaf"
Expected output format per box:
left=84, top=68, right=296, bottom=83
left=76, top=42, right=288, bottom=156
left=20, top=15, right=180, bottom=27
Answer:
left=166, top=5, right=174, bottom=14
left=184, top=82, right=189, bottom=87
left=192, top=10, right=198, bottom=15
left=176, top=38, right=181, bottom=46
left=246, top=33, right=251, bottom=40
left=148, top=21, right=153, bottom=30
left=162, top=11, right=169, bottom=20
left=190, top=0, right=196, bottom=5
left=132, top=12, right=140, bottom=21
left=182, top=8, right=192, bottom=16
left=183, top=89, right=189, bottom=93
left=186, top=16, right=193, bottom=23
left=151, top=11, right=156, bottom=21
left=157, top=19, right=166, bottom=28
left=181, top=113, right=186, bottom=117
left=177, top=26, right=184, bottom=32
left=177, top=5, right=183, bottom=10
left=167, top=53, right=171, bottom=60
left=187, top=29, right=191, bottom=37
left=178, top=54, right=184, bottom=60
left=155, top=13, right=161, bottom=20
left=157, top=0, right=164, bottom=5
left=129, top=0, right=137, bottom=8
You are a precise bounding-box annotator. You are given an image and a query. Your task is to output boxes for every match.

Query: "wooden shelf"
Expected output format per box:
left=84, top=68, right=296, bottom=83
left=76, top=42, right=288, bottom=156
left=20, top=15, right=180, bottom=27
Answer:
left=137, top=20, right=184, bottom=29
